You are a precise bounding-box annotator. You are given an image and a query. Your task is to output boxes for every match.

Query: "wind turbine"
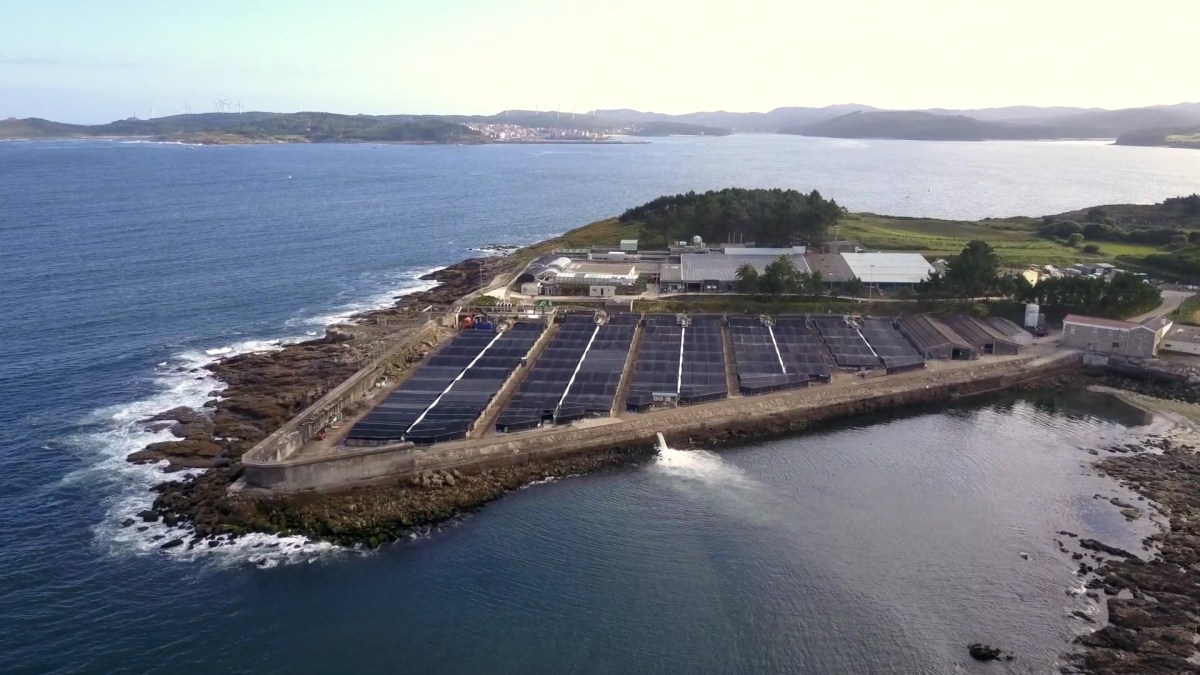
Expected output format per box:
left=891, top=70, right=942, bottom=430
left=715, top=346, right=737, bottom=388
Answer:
left=236, top=100, right=243, bottom=114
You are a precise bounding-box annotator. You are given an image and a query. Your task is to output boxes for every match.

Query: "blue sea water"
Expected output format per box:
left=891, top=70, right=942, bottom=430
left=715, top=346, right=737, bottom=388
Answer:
left=0, top=136, right=1197, bottom=674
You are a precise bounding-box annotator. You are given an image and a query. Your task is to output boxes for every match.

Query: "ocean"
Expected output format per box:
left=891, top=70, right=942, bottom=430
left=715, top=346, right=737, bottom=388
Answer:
left=1, top=136, right=1196, bottom=673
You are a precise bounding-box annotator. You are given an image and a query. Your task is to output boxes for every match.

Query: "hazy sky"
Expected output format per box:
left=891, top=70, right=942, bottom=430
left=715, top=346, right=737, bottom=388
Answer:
left=3, top=0, right=1197, bottom=123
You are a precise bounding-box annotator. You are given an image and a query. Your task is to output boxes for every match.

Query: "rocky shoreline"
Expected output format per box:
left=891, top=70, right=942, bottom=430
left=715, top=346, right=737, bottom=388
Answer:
left=126, top=253, right=523, bottom=538
left=1019, top=371, right=1200, bottom=674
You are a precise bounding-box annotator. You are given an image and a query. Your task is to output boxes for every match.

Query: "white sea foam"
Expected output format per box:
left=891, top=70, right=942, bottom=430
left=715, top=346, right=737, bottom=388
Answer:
left=66, top=263, right=468, bottom=566
left=59, top=336, right=345, bottom=567
left=286, top=266, right=442, bottom=329
left=651, top=442, right=777, bottom=525
left=470, top=245, right=520, bottom=257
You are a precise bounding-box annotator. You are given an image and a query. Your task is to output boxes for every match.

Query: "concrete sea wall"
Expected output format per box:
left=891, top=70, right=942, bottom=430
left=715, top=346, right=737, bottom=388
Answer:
left=240, top=352, right=1081, bottom=496
left=243, top=321, right=441, bottom=463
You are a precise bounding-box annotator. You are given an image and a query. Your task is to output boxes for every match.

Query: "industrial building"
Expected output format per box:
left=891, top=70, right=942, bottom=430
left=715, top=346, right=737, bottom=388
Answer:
left=985, top=317, right=1035, bottom=346
left=898, top=314, right=977, bottom=360
left=839, top=252, right=936, bottom=289
left=943, top=314, right=1022, bottom=356
left=1060, top=314, right=1169, bottom=358
left=1160, top=324, right=1200, bottom=355
left=516, top=244, right=934, bottom=296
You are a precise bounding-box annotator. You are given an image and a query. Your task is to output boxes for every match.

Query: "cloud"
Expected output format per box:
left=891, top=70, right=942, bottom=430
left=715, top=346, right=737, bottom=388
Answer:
left=0, top=55, right=140, bottom=69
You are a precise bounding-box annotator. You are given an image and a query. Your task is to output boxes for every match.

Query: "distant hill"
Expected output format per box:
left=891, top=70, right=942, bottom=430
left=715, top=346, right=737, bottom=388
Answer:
left=0, top=117, right=90, bottom=139
left=626, top=120, right=730, bottom=137
left=443, top=110, right=728, bottom=136
left=592, top=105, right=878, bottom=132
left=1115, top=125, right=1200, bottom=150
left=596, top=102, right=1200, bottom=140
left=781, top=111, right=1060, bottom=141
left=1026, top=106, right=1200, bottom=136
left=8, top=103, right=1200, bottom=144
left=0, top=112, right=485, bottom=144
left=1047, top=195, right=1200, bottom=230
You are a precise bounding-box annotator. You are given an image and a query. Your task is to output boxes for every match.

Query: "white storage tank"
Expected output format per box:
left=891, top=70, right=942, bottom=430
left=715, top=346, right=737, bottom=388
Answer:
left=1024, top=303, right=1040, bottom=329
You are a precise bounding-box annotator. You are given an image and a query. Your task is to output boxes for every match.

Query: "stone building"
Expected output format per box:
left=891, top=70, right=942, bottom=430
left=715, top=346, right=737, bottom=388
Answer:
left=1060, top=314, right=1164, bottom=358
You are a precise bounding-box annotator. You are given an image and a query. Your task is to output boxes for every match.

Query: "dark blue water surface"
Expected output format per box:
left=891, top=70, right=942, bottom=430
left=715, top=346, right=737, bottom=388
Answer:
left=1, top=137, right=1196, bottom=674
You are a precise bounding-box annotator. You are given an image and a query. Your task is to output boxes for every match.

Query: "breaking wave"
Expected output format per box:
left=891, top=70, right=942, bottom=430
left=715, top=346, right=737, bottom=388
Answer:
left=66, top=264, right=447, bottom=567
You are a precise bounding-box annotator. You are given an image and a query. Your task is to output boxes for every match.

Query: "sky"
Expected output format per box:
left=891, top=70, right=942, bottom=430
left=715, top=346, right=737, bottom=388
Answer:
left=2, top=0, right=1198, bottom=123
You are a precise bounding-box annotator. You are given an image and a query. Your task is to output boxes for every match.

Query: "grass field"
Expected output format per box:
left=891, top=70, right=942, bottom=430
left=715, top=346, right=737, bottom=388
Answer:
left=1176, top=294, right=1200, bottom=325
left=838, top=213, right=1162, bottom=266
left=513, top=211, right=1179, bottom=276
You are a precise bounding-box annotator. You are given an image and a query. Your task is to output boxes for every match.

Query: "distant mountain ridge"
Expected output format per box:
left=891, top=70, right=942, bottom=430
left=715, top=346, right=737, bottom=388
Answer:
left=0, top=112, right=486, bottom=144
left=0, top=110, right=729, bottom=143
left=6, top=102, right=1200, bottom=147
left=594, top=102, right=1200, bottom=145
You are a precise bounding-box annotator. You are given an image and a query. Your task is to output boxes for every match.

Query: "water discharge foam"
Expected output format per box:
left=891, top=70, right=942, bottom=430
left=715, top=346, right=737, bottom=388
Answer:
left=651, top=433, right=779, bottom=526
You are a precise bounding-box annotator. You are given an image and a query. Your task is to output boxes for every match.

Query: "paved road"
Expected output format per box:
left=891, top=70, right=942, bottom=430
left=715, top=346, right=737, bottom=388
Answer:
left=1131, top=289, right=1193, bottom=322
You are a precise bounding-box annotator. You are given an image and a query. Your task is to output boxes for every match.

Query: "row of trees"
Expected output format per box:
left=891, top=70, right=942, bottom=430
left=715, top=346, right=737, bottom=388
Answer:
left=918, top=239, right=1162, bottom=318
left=620, top=188, right=843, bottom=248
left=732, top=256, right=846, bottom=296
left=1039, top=218, right=1194, bottom=248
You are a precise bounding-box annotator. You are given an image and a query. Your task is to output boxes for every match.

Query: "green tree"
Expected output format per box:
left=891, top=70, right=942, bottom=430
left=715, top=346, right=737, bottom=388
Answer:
left=1066, top=232, right=1084, bottom=248
left=1009, top=275, right=1037, bottom=303
left=806, top=270, right=825, bottom=296
left=945, top=240, right=999, bottom=297
left=1082, top=243, right=1101, bottom=254
left=844, top=276, right=865, bottom=298
left=762, top=255, right=798, bottom=294
left=734, top=263, right=759, bottom=294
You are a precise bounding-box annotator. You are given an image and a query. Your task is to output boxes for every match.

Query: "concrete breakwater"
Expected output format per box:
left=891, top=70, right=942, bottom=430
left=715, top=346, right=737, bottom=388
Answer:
left=238, top=352, right=1081, bottom=496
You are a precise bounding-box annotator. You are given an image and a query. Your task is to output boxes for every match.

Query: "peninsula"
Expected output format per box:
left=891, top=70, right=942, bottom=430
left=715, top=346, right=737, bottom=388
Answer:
left=0, top=110, right=727, bottom=145
left=131, top=189, right=1200, bottom=673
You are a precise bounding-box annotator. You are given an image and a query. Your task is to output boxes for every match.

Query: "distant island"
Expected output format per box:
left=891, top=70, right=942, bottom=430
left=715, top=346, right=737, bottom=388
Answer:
left=6, top=102, right=1200, bottom=147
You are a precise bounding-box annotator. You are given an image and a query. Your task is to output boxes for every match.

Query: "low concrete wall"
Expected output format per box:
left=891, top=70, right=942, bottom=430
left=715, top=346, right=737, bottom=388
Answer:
left=240, top=321, right=440, bottom=464
left=241, top=352, right=1080, bottom=495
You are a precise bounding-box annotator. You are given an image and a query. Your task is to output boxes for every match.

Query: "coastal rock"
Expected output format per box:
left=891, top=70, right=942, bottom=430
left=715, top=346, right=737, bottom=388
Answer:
left=141, top=406, right=201, bottom=425
left=1120, top=508, right=1142, bottom=520
left=1079, top=539, right=1137, bottom=559
left=1071, top=609, right=1096, bottom=624
left=967, top=643, right=1011, bottom=662
left=138, top=509, right=159, bottom=523
left=160, top=538, right=184, bottom=550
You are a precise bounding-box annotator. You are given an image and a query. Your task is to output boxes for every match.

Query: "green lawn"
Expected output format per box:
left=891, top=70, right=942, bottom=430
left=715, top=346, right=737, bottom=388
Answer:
left=838, top=213, right=1161, bottom=266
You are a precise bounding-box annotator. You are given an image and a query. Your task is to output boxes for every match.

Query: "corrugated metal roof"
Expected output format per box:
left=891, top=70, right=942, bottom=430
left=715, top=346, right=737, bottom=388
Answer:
left=721, top=246, right=808, bottom=256
left=900, top=315, right=972, bottom=351
left=944, top=314, right=1017, bottom=349
left=802, top=253, right=854, bottom=283
left=986, top=317, right=1031, bottom=338
left=680, top=253, right=811, bottom=282
left=1063, top=314, right=1143, bottom=330
left=841, top=253, right=933, bottom=284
